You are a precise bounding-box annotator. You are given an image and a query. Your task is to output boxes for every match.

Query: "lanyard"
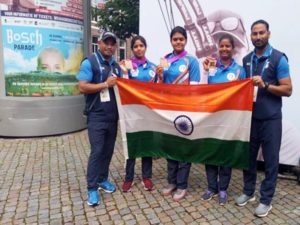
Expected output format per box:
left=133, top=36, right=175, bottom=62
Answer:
left=166, top=51, right=187, bottom=63
left=249, top=49, right=272, bottom=77
left=94, top=52, right=104, bottom=82
left=94, top=51, right=114, bottom=82
left=131, top=57, right=147, bottom=69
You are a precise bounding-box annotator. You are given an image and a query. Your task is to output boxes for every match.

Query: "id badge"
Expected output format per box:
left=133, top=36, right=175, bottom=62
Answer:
left=100, top=88, right=110, bottom=102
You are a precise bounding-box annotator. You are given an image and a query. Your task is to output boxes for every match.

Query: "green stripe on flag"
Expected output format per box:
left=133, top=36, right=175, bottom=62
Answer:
left=127, top=131, right=249, bottom=169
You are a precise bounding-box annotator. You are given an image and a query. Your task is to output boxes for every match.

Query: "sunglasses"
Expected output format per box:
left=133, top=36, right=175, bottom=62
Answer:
left=208, top=17, right=243, bottom=33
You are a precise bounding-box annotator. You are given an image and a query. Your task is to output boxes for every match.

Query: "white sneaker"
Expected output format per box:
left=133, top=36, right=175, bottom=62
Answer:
left=173, top=189, right=187, bottom=201
left=161, top=184, right=176, bottom=196
left=255, top=203, right=272, bottom=217
left=235, top=193, right=256, bottom=206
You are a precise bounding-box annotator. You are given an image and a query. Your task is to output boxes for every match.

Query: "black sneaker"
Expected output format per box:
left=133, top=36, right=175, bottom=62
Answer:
left=201, top=190, right=218, bottom=201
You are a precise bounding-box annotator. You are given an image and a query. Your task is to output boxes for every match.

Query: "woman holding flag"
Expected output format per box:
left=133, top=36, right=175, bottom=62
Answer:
left=201, top=34, right=246, bottom=205
left=119, top=35, right=157, bottom=193
left=156, top=26, right=200, bottom=201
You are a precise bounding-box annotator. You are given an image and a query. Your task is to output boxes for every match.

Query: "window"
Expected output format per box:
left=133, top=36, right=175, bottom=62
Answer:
left=92, top=36, right=98, bottom=53
left=118, top=40, right=126, bottom=61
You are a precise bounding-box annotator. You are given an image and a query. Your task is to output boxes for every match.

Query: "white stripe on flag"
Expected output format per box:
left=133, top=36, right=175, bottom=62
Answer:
left=114, top=86, right=129, bottom=160
left=122, top=104, right=251, bottom=142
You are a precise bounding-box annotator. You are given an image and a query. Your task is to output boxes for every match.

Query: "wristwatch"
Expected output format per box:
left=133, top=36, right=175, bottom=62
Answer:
left=263, top=81, right=270, bottom=90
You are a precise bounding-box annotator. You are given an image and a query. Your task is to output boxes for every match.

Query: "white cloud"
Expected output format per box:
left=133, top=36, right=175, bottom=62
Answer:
left=3, top=48, right=37, bottom=74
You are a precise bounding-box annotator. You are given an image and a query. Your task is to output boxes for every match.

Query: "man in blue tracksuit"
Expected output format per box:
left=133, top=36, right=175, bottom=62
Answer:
left=235, top=20, right=292, bottom=217
left=76, top=31, right=122, bottom=206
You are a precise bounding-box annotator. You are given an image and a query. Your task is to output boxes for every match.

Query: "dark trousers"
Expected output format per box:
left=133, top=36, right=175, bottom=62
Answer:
left=167, top=159, right=191, bottom=189
left=205, top=164, right=232, bottom=193
left=86, top=115, right=118, bottom=190
left=125, top=157, right=152, bottom=181
left=243, top=118, right=282, bottom=205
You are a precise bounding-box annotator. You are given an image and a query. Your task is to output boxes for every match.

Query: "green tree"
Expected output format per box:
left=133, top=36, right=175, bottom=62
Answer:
left=96, top=0, right=139, bottom=40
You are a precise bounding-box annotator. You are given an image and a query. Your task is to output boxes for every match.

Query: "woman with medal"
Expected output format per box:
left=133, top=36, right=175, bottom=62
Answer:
left=201, top=34, right=246, bottom=205
left=156, top=26, right=200, bottom=201
left=120, top=35, right=157, bottom=192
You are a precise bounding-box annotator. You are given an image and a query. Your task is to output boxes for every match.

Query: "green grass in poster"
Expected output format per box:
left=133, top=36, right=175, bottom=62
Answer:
left=5, top=71, right=80, bottom=97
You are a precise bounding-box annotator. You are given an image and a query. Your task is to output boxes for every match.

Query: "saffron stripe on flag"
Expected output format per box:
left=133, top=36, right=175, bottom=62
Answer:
left=117, top=78, right=253, bottom=112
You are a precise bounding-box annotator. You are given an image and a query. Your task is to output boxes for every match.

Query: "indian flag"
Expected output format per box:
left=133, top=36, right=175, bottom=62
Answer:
left=115, top=78, right=254, bottom=169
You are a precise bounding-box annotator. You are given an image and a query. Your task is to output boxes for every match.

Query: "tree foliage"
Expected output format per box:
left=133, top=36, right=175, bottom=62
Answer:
left=95, top=0, right=139, bottom=40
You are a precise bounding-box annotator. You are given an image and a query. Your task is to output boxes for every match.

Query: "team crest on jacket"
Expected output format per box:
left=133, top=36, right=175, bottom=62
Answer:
left=227, top=72, right=236, bottom=81
left=174, top=115, right=194, bottom=135
left=264, top=59, right=270, bottom=69
left=179, top=65, right=187, bottom=72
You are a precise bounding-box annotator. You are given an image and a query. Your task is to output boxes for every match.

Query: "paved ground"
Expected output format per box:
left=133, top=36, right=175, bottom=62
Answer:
left=0, top=130, right=299, bottom=225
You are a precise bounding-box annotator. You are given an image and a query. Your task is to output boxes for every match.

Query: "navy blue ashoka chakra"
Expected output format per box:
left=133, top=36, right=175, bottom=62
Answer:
left=174, top=115, right=194, bottom=136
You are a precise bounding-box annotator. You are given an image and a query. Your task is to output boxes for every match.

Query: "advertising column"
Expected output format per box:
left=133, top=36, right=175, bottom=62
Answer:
left=0, top=0, right=87, bottom=136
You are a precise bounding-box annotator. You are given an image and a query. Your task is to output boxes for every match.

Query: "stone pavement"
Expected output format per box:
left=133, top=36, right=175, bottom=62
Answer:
left=0, top=130, right=299, bottom=225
